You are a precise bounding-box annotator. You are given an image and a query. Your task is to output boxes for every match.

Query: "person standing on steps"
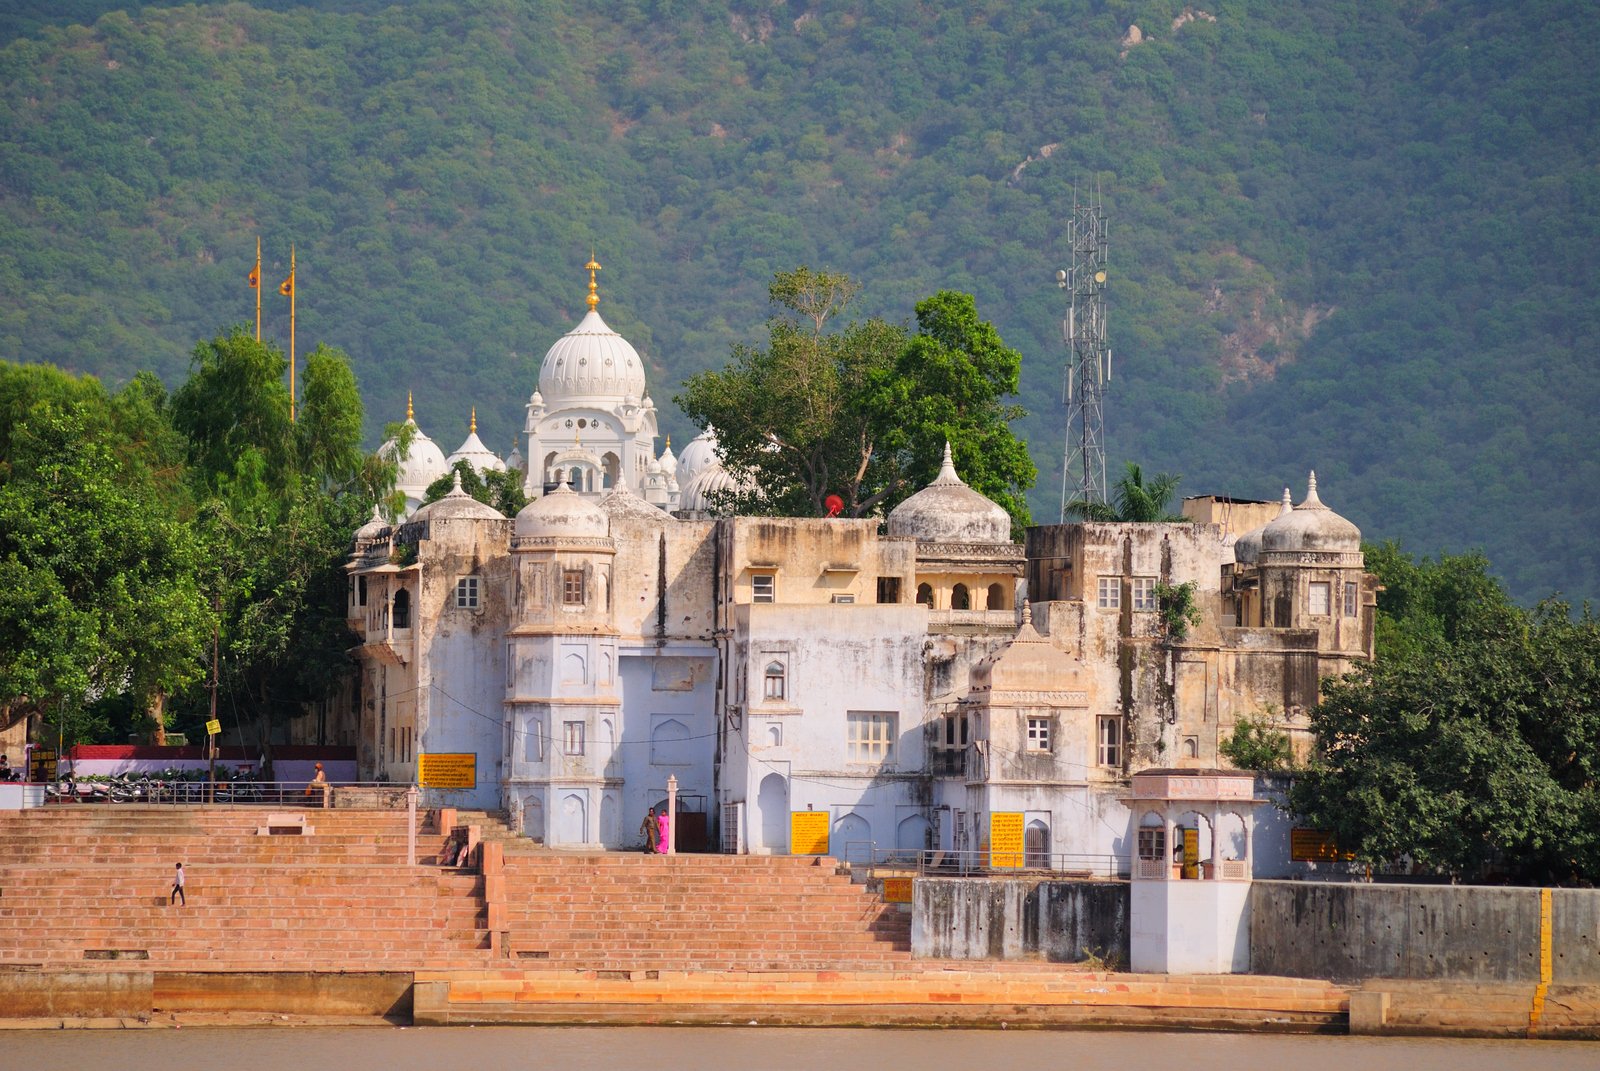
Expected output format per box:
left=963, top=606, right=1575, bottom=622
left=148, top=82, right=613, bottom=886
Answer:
left=639, top=806, right=659, bottom=853
left=170, top=862, right=186, bottom=906
left=656, top=808, right=670, bottom=854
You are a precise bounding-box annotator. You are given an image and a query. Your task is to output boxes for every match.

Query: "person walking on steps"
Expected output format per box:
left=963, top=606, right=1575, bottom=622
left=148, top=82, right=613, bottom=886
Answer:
left=639, top=806, right=659, bottom=853
left=170, top=862, right=186, bottom=906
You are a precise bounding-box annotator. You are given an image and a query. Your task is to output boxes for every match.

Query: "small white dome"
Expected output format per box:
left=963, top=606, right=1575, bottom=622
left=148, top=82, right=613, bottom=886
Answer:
left=887, top=443, right=1011, bottom=544
left=658, top=439, right=678, bottom=477
left=679, top=462, right=739, bottom=514
left=446, top=421, right=506, bottom=474
left=1233, top=488, right=1292, bottom=565
left=1260, top=472, right=1361, bottom=555
left=505, top=439, right=525, bottom=475
left=676, top=426, right=719, bottom=485
left=514, top=479, right=610, bottom=539
left=379, top=418, right=451, bottom=503
left=354, top=503, right=389, bottom=543
left=537, top=308, right=648, bottom=404
left=411, top=471, right=505, bottom=523
left=599, top=481, right=675, bottom=525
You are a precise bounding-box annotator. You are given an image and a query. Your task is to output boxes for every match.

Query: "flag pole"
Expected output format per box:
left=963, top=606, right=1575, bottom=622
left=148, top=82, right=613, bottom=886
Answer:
left=248, top=236, right=261, bottom=340
left=280, top=246, right=297, bottom=423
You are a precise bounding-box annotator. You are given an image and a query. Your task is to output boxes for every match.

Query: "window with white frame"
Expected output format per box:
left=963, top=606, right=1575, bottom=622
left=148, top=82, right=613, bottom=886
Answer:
left=1131, top=577, right=1158, bottom=612
left=751, top=573, right=775, bottom=603
left=1308, top=581, right=1331, bottom=616
left=1343, top=581, right=1359, bottom=617
left=763, top=660, right=786, bottom=701
left=1098, top=715, right=1124, bottom=767
left=1096, top=577, right=1120, bottom=609
left=562, top=720, right=585, bottom=755
left=454, top=575, right=480, bottom=610
left=847, top=711, right=897, bottom=766
left=1026, top=717, right=1051, bottom=752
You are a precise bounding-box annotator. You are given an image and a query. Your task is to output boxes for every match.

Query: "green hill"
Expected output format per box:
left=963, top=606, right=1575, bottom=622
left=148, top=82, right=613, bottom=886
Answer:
left=1, top=0, right=1595, bottom=604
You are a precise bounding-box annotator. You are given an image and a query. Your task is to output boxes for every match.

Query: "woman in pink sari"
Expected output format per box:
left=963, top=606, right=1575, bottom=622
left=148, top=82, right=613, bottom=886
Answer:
left=655, top=809, right=670, bottom=854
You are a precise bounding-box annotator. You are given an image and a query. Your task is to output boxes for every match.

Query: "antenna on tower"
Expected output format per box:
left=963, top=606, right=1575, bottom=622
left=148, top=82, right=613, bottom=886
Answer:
left=1058, top=183, right=1111, bottom=521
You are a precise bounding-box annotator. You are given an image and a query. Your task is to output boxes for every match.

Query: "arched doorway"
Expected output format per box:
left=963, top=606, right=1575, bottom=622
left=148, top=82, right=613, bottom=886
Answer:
left=832, top=811, right=871, bottom=864
left=757, top=773, right=788, bottom=854
left=558, top=791, right=588, bottom=845
left=1024, top=819, right=1051, bottom=868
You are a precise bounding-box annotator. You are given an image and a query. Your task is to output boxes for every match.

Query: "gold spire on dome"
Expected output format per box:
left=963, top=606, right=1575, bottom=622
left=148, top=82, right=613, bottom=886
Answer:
left=585, top=250, right=602, bottom=311
left=407, top=390, right=414, bottom=422
left=470, top=406, right=477, bottom=434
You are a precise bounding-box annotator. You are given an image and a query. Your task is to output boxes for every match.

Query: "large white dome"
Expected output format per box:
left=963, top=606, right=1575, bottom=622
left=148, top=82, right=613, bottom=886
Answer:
left=887, top=443, right=1012, bottom=544
left=537, top=308, right=648, bottom=404
left=514, top=479, right=610, bottom=540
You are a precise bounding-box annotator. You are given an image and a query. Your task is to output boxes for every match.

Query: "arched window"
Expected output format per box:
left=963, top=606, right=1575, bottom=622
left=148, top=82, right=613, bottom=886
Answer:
left=951, top=583, right=970, bottom=610
left=392, top=588, right=411, bottom=629
left=916, top=583, right=933, bottom=607
left=763, top=661, right=786, bottom=701
left=986, top=582, right=1007, bottom=611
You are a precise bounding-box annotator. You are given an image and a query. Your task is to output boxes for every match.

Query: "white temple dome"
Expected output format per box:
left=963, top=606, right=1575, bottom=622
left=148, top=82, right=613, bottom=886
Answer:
left=353, top=503, right=390, bottom=543
left=446, top=410, right=506, bottom=474
left=887, top=443, right=1011, bottom=544
left=678, top=462, right=739, bottom=514
left=676, top=426, right=719, bottom=485
left=1259, top=472, right=1361, bottom=555
left=378, top=411, right=451, bottom=504
left=537, top=308, right=648, bottom=404
left=514, top=479, right=610, bottom=539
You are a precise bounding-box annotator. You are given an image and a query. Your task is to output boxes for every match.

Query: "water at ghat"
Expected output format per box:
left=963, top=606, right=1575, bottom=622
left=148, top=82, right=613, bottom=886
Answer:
left=5, top=1026, right=1595, bottom=1070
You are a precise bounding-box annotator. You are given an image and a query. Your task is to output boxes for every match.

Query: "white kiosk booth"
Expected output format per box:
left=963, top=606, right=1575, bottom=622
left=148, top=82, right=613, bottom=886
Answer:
left=1126, top=768, right=1262, bottom=974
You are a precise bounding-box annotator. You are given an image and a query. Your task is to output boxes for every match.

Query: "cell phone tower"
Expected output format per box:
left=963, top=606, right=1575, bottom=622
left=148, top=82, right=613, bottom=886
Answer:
left=1057, top=185, right=1111, bottom=521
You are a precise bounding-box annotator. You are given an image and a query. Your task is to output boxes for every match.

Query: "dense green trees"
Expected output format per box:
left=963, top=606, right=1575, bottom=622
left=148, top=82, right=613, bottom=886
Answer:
left=677, top=268, right=1034, bottom=527
left=1067, top=462, right=1187, bottom=523
left=1289, top=547, right=1600, bottom=884
left=0, top=1, right=1596, bottom=604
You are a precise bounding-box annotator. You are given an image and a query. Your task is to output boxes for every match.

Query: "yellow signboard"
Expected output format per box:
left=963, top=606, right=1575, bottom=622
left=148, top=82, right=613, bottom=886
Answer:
left=28, top=747, right=56, bottom=783
left=1182, top=826, right=1201, bottom=879
left=791, top=810, right=830, bottom=855
left=419, top=753, right=476, bottom=789
left=990, top=812, right=1024, bottom=868
left=205, top=719, right=222, bottom=737
left=1290, top=828, right=1352, bottom=862
left=882, top=877, right=913, bottom=903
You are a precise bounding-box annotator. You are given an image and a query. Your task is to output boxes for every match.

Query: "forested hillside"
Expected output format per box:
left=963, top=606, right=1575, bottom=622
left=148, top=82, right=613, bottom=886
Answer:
left=1, top=0, right=1595, bottom=603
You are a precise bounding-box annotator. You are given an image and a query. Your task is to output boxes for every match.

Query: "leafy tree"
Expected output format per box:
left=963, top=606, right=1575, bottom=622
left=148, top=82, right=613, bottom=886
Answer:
left=170, top=328, right=294, bottom=494
left=1067, top=462, right=1187, bottom=522
left=1288, top=546, right=1600, bottom=884
left=677, top=268, right=1033, bottom=526
left=422, top=459, right=528, bottom=517
left=1155, top=579, right=1204, bottom=642
left=1220, top=710, right=1294, bottom=772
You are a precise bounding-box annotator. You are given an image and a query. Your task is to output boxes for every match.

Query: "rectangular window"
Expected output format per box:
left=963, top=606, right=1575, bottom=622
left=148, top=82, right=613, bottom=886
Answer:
left=1096, top=577, right=1120, bottom=610
left=1343, top=581, right=1359, bottom=617
left=562, top=721, right=585, bottom=755
left=1137, top=827, right=1166, bottom=862
left=1098, top=715, right=1124, bottom=768
left=763, top=660, right=786, bottom=701
left=751, top=573, right=775, bottom=603
left=357, top=576, right=368, bottom=607
left=831, top=593, right=855, bottom=604
left=562, top=569, right=585, bottom=606
left=1131, top=577, right=1158, bottom=612
left=455, top=575, right=480, bottom=610
left=1309, top=581, right=1331, bottom=616
left=876, top=577, right=902, bottom=604
left=1026, top=717, right=1051, bottom=752
left=847, top=711, right=897, bottom=766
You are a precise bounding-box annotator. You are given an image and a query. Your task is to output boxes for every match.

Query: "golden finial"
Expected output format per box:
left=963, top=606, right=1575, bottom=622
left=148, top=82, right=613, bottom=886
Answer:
left=585, top=250, right=601, bottom=311
left=406, top=390, right=414, bottom=422
left=470, top=406, right=477, bottom=434
left=665, top=434, right=672, bottom=450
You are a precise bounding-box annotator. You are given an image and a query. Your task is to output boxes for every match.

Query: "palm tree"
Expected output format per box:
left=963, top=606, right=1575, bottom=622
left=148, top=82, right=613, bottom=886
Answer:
left=1066, top=462, right=1187, bottom=522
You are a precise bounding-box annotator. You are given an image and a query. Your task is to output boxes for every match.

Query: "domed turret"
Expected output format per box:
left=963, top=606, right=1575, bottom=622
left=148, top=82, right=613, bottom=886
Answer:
left=354, top=503, right=389, bottom=543
left=410, top=471, right=505, bottom=523
left=678, top=461, right=739, bottom=515
left=1233, top=488, right=1291, bottom=566
left=658, top=436, right=678, bottom=479
left=445, top=408, right=506, bottom=474
left=377, top=393, right=451, bottom=511
left=505, top=435, right=525, bottom=476
left=1259, top=471, right=1361, bottom=555
left=676, top=426, right=719, bottom=486
left=535, top=256, right=648, bottom=404
left=514, top=478, right=610, bottom=539
left=887, top=443, right=1012, bottom=544
left=600, top=480, right=674, bottom=525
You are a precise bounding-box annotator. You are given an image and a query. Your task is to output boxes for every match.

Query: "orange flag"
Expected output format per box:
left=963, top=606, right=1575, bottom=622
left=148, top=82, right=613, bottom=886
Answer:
left=248, top=264, right=260, bottom=289
left=279, top=273, right=294, bottom=297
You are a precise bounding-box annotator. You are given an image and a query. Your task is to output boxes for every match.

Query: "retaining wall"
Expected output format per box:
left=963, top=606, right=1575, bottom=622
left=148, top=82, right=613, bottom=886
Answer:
left=912, top=877, right=1129, bottom=963
left=1249, top=880, right=1600, bottom=983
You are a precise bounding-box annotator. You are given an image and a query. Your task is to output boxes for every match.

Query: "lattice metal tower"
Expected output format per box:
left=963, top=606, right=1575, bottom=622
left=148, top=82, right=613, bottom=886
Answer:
left=1057, top=187, right=1112, bottom=521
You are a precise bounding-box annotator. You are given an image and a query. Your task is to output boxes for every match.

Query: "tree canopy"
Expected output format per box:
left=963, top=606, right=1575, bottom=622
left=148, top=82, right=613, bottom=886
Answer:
left=1067, top=462, right=1187, bottom=522
left=1289, top=546, right=1600, bottom=884
left=677, top=268, right=1034, bottom=528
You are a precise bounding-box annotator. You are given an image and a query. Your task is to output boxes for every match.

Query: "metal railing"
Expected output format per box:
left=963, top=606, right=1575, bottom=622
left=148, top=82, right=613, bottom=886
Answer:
left=852, top=845, right=1131, bottom=881
left=40, top=777, right=416, bottom=809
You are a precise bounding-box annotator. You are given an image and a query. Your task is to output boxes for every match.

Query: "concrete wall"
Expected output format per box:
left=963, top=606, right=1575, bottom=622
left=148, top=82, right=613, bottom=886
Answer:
left=1250, top=881, right=1600, bottom=983
left=912, top=877, right=1128, bottom=964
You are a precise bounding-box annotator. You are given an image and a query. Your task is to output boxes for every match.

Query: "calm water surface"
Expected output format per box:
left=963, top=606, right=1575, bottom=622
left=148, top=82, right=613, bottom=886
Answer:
left=5, top=1026, right=1594, bottom=1070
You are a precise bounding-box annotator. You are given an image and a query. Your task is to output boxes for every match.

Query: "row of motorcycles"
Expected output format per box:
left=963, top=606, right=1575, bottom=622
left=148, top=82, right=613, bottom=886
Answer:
left=45, top=768, right=269, bottom=804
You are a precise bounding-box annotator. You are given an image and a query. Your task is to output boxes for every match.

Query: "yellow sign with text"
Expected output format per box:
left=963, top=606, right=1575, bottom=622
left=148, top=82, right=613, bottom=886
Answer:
left=1290, top=828, right=1353, bottom=862
left=205, top=719, right=222, bottom=737
left=990, top=812, right=1024, bottom=868
left=419, top=753, right=476, bottom=789
left=791, top=810, right=830, bottom=855
left=882, top=877, right=913, bottom=903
